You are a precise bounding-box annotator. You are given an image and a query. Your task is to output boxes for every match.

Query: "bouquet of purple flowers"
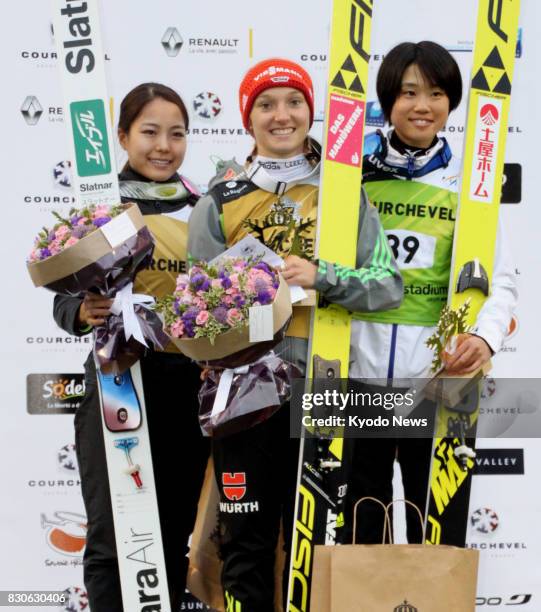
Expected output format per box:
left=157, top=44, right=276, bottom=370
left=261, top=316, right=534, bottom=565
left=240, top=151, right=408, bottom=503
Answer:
left=28, top=203, right=129, bottom=262
left=157, top=257, right=279, bottom=341
left=156, top=256, right=298, bottom=437
left=27, top=203, right=168, bottom=372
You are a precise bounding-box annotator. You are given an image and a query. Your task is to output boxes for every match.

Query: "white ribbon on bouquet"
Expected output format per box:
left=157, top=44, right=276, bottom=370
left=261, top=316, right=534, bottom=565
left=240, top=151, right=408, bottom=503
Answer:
left=211, top=365, right=251, bottom=418
left=110, top=282, right=155, bottom=347
left=209, top=350, right=284, bottom=419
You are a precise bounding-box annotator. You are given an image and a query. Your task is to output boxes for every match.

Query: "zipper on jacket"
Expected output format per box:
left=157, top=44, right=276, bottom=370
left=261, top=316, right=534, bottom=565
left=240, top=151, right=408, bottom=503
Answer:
left=406, top=154, right=415, bottom=179
left=387, top=323, right=398, bottom=384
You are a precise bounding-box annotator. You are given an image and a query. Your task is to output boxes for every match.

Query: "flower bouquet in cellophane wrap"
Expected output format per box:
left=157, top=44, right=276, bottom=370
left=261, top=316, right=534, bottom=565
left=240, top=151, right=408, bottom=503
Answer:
left=27, top=203, right=168, bottom=373
left=155, top=256, right=298, bottom=437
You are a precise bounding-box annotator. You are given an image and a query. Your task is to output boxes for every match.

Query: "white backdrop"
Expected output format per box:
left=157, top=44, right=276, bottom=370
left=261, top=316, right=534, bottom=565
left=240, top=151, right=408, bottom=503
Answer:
left=1, top=0, right=539, bottom=610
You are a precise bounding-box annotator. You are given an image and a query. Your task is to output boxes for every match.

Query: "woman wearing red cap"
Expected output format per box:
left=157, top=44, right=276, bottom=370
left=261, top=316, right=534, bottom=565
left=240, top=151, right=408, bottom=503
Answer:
left=189, top=58, right=402, bottom=610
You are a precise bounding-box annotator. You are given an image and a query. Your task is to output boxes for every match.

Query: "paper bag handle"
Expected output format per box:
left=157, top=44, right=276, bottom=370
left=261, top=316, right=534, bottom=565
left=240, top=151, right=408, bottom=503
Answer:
left=385, top=499, right=427, bottom=544
left=352, top=496, right=391, bottom=545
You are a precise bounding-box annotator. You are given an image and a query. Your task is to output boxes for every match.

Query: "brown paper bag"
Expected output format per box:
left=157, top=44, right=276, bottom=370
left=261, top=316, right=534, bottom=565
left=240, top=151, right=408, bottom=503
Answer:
left=187, top=459, right=224, bottom=611
left=311, top=498, right=479, bottom=612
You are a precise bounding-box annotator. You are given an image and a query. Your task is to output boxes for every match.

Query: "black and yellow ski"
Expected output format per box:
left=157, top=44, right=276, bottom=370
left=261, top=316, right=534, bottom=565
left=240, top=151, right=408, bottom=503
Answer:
left=287, top=1, right=373, bottom=610
left=425, top=0, right=521, bottom=547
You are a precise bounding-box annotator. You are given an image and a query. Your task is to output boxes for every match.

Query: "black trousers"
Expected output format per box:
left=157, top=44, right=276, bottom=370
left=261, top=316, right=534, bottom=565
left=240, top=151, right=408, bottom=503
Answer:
left=344, top=436, right=433, bottom=544
left=343, top=382, right=435, bottom=545
left=212, top=405, right=299, bottom=612
left=75, top=351, right=209, bottom=612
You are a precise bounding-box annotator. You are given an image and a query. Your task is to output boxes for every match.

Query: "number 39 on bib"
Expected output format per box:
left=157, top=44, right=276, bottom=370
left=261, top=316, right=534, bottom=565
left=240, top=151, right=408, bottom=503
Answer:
left=385, top=229, right=436, bottom=270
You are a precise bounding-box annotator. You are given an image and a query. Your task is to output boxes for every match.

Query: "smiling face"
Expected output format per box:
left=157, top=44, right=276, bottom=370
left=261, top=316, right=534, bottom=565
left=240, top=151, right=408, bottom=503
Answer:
left=390, top=63, right=450, bottom=149
left=248, top=87, right=310, bottom=159
left=118, top=97, right=187, bottom=181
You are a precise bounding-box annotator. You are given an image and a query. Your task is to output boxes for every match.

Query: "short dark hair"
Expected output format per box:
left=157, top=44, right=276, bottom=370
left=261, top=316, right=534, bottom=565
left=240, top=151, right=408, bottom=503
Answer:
left=118, top=82, right=189, bottom=134
left=376, top=41, right=462, bottom=122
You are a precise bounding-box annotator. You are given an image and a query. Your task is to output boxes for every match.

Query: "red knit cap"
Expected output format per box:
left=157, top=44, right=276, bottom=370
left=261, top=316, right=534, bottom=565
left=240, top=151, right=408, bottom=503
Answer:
left=239, top=58, right=315, bottom=130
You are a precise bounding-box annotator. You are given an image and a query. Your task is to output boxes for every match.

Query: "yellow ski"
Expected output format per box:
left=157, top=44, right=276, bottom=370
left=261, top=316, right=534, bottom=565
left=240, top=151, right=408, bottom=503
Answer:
left=426, top=0, right=521, bottom=546
left=288, top=1, right=373, bottom=610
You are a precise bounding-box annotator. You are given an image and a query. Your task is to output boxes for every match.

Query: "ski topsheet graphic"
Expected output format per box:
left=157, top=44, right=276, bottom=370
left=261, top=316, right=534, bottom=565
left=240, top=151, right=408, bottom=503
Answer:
left=51, top=1, right=171, bottom=609
left=51, top=0, right=119, bottom=207
left=288, top=1, right=373, bottom=610
left=425, top=0, right=520, bottom=547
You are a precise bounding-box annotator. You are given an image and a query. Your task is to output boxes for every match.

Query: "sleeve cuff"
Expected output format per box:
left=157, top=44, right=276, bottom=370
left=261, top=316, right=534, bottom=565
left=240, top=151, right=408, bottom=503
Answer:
left=314, top=260, right=338, bottom=293
left=471, top=327, right=501, bottom=355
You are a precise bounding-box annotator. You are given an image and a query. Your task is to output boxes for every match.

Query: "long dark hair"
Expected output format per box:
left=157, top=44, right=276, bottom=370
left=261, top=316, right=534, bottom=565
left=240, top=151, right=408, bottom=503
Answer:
left=118, top=82, right=189, bottom=134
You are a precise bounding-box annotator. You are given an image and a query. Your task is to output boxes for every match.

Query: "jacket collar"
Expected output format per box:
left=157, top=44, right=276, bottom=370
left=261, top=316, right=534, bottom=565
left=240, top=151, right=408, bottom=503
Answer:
left=246, top=159, right=320, bottom=195
left=367, top=129, right=452, bottom=179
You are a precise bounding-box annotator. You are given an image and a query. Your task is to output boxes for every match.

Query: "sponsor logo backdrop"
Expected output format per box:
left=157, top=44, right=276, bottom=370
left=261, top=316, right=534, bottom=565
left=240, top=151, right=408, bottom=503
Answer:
left=1, top=0, right=539, bottom=608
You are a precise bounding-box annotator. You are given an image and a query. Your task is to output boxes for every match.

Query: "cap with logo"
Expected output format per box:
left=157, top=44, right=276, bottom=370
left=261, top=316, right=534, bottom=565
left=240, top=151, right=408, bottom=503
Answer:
left=238, top=58, right=314, bottom=130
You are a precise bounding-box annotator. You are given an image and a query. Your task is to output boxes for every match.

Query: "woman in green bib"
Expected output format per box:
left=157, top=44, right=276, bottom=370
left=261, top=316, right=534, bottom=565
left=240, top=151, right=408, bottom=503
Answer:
left=347, top=41, right=517, bottom=543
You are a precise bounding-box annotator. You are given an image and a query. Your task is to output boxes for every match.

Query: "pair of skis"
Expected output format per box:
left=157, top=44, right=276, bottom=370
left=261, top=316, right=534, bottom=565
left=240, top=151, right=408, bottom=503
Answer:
left=52, top=2, right=171, bottom=610
left=288, top=0, right=520, bottom=610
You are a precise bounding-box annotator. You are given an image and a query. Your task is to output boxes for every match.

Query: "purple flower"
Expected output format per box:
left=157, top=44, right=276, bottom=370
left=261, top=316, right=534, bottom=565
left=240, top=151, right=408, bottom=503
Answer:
left=173, top=298, right=181, bottom=316
left=257, top=290, right=272, bottom=305
left=47, top=230, right=56, bottom=242
left=71, top=226, right=89, bottom=239
left=183, top=321, right=195, bottom=337
left=221, top=276, right=232, bottom=289
left=212, top=306, right=228, bottom=324
left=191, top=272, right=210, bottom=292
left=70, top=215, right=82, bottom=225
left=40, top=248, right=51, bottom=260
left=233, top=294, right=245, bottom=307
left=182, top=308, right=198, bottom=322
left=254, top=278, right=271, bottom=292
left=181, top=309, right=197, bottom=336
left=93, top=216, right=111, bottom=228
left=254, top=261, right=272, bottom=275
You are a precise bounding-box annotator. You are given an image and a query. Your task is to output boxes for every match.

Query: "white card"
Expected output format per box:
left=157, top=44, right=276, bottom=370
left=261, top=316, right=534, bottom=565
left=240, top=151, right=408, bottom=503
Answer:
left=101, top=212, right=137, bottom=248
left=290, top=285, right=308, bottom=304
left=210, top=235, right=283, bottom=267
left=249, top=304, right=274, bottom=342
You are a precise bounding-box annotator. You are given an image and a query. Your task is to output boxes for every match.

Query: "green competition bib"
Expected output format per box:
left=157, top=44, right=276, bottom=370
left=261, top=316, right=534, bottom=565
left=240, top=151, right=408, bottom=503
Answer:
left=355, top=177, right=457, bottom=326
